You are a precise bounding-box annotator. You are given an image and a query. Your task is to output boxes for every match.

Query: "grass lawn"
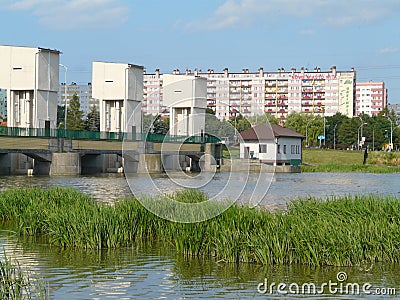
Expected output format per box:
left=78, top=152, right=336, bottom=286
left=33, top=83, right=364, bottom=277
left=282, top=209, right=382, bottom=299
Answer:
left=302, top=149, right=400, bottom=173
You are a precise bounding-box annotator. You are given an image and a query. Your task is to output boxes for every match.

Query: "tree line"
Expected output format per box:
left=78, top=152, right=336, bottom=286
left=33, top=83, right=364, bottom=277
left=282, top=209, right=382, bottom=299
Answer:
left=57, top=94, right=100, bottom=131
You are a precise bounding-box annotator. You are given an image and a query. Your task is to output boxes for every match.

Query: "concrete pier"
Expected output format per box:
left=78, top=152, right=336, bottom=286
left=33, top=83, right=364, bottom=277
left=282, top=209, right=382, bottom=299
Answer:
left=50, top=153, right=81, bottom=176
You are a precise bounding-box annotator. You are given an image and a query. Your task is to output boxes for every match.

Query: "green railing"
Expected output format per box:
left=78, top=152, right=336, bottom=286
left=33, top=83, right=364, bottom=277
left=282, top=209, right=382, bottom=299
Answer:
left=0, top=126, right=221, bottom=144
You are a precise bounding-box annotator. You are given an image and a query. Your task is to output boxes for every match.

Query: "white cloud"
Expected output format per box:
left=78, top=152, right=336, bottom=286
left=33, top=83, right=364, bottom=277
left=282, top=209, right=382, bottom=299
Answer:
left=187, top=0, right=400, bottom=30
left=378, top=47, right=399, bottom=55
left=1, top=0, right=129, bottom=30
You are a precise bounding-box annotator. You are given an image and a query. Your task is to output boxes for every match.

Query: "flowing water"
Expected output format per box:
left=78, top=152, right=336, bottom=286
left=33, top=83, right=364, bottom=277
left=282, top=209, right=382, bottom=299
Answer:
left=0, top=172, right=399, bottom=299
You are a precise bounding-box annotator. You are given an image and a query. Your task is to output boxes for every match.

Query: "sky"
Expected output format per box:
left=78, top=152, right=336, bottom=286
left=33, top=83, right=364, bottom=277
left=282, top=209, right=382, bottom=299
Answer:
left=0, top=0, right=400, bottom=103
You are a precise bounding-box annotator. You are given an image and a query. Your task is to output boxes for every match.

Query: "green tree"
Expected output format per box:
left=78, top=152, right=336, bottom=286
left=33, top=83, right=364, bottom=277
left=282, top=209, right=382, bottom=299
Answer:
left=247, top=113, right=279, bottom=125
left=84, top=105, right=100, bottom=131
left=285, top=112, right=323, bottom=147
left=57, top=105, right=65, bottom=129
left=66, top=94, right=85, bottom=130
left=205, top=107, right=215, bottom=115
left=205, top=113, right=235, bottom=140
left=337, top=117, right=359, bottom=148
left=228, top=114, right=251, bottom=132
left=152, top=116, right=169, bottom=134
left=325, top=113, right=348, bottom=147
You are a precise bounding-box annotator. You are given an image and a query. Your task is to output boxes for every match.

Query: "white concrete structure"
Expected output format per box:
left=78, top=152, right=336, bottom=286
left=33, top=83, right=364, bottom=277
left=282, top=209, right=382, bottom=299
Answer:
left=162, top=74, right=207, bottom=136
left=92, top=62, right=143, bottom=135
left=239, top=124, right=304, bottom=165
left=0, top=45, right=60, bottom=129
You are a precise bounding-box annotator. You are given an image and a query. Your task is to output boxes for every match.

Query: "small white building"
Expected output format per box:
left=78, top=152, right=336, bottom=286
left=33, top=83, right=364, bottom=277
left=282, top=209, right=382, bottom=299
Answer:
left=240, top=124, right=304, bottom=166
left=0, top=45, right=61, bottom=129
left=162, top=74, right=206, bottom=136
left=92, top=62, right=143, bottom=135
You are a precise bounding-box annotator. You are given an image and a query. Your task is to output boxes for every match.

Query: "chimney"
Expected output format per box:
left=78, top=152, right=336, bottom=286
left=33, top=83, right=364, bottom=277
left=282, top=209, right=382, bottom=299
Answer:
left=194, top=68, right=198, bottom=76
left=155, top=69, right=160, bottom=77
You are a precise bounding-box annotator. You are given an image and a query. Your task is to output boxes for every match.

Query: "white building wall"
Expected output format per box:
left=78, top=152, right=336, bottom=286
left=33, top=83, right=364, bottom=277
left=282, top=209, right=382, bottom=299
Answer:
left=276, top=137, right=302, bottom=162
left=240, top=136, right=302, bottom=164
left=0, top=45, right=60, bottom=129
left=163, top=74, right=206, bottom=136
left=92, top=62, right=143, bottom=134
left=240, top=139, right=276, bottom=161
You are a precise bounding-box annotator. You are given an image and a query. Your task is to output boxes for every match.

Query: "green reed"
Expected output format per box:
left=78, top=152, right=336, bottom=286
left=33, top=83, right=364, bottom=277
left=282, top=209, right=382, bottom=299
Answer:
left=1, top=187, right=400, bottom=267
left=0, top=252, right=48, bottom=299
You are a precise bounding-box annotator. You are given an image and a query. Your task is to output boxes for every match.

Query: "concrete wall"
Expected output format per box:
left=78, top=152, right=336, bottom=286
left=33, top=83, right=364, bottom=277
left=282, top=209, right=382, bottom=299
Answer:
left=50, top=152, right=81, bottom=176
left=0, top=46, right=60, bottom=129
left=92, top=62, right=143, bottom=134
left=240, top=137, right=302, bottom=165
left=163, top=74, right=206, bottom=136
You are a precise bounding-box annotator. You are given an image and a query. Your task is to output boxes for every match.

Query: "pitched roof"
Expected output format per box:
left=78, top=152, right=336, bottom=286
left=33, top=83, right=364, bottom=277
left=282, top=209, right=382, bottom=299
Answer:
left=240, top=124, right=305, bottom=140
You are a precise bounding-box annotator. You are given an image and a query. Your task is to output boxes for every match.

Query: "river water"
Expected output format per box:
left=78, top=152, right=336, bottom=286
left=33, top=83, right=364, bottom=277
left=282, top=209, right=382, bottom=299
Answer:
left=0, top=172, right=399, bottom=299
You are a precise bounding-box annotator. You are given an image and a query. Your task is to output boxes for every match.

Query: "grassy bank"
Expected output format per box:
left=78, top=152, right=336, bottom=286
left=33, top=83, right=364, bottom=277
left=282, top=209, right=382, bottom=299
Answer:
left=302, top=149, right=400, bottom=173
left=0, top=253, right=48, bottom=299
left=1, top=187, right=400, bottom=267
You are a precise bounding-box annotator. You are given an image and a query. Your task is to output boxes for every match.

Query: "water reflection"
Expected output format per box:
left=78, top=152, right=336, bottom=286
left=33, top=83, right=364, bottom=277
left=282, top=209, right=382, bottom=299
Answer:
left=0, top=172, right=399, bottom=208
left=1, top=232, right=400, bottom=299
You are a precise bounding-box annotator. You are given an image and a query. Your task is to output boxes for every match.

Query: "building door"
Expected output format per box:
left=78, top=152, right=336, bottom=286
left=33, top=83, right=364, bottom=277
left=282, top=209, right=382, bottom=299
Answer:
left=244, top=147, right=250, bottom=159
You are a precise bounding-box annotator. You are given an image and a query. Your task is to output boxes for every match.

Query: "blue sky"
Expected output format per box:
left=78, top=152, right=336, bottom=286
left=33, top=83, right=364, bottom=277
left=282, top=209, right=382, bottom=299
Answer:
left=1, top=0, right=400, bottom=103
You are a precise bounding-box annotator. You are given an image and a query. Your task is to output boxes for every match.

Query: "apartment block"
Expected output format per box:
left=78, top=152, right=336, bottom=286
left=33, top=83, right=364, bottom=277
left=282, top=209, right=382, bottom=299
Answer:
left=0, top=45, right=60, bottom=129
left=58, top=82, right=97, bottom=116
left=143, top=67, right=356, bottom=121
left=355, top=81, right=387, bottom=116
left=143, top=69, right=165, bottom=116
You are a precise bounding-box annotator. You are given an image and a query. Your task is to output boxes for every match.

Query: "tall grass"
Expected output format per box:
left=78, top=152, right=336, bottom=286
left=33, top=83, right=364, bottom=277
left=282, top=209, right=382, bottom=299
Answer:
left=1, top=187, right=400, bottom=267
left=0, top=252, right=48, bottom=299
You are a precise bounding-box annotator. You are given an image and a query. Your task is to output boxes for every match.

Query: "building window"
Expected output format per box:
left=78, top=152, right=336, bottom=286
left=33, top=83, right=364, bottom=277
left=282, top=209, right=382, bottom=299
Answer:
left=283, top=145, right=287, bottom=154
left=278, top=145, right=281, bottom=154
left=259, top=144, right=267, bottom=153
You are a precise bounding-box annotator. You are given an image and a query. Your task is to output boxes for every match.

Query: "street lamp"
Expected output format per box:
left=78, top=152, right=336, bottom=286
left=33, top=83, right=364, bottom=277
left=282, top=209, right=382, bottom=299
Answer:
left=357, top=122, right=367, bottom=150
left=59, top=64, right=68, bottom=133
